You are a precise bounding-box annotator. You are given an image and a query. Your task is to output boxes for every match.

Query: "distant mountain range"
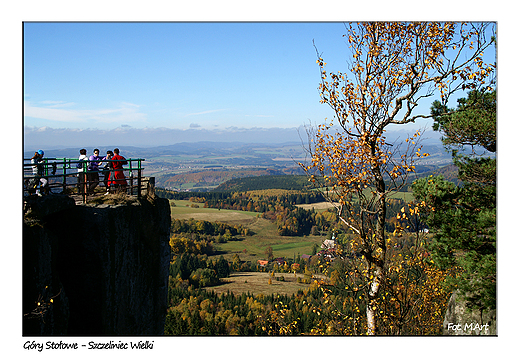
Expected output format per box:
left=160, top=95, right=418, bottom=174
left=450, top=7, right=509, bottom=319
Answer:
left=23, top=131, right=464, bottom=192
left=24, top=125, right=443, bottom=152
left=23, top=126, right=309, bottom=151
left=25, top=141, right=257, bottom=159
left=24, top=129, right=445, bottom=159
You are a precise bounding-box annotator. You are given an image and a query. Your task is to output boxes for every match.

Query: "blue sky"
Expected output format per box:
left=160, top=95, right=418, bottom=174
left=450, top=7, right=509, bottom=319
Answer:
left=23, top=21, right=498, bottom=148
left=24, top=22, right=351, bottom=131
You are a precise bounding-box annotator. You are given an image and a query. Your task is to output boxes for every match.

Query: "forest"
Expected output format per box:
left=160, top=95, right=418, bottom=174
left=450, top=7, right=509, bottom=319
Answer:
left=160, top=188, right=415, bottom=237
left=160, top=185, right=452, bottom=335
left=213, top=174, right=313, bottom=192
left=159, top=168, right=287, bottom=190
left=164, top=232, right=450, bottom=335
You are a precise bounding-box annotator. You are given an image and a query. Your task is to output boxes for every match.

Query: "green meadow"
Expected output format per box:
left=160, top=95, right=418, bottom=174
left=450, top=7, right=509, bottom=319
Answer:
left=169, top=199, right=324, bottom=262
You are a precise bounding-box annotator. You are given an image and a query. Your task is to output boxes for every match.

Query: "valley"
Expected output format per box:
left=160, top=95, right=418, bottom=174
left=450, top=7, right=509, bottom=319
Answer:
left=26, top=140, right=454, bottom=192
left=168, top=198, right=325, bottom=263
left=147, top=140, right=466, bottom=336
left=144, top=141, right=453, bottom=190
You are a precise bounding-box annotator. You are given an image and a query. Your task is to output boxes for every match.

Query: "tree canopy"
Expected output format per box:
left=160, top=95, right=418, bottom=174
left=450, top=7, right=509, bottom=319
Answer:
left=301, top=22, right=495, bottom=334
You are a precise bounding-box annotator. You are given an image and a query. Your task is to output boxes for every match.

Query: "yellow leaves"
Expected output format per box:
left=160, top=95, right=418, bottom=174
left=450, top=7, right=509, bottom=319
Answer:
left=316, top=58, right=327, bottom=67
left=299, top=28, right=493, bottom=329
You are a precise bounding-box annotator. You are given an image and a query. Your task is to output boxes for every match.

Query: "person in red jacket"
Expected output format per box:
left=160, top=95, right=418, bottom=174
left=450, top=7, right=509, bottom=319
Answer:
left=107, top=148, right=128, bottom=193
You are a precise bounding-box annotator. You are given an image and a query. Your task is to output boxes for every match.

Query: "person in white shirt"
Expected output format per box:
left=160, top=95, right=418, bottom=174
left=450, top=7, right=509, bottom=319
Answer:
left=77, top=148, right=88, bottom=194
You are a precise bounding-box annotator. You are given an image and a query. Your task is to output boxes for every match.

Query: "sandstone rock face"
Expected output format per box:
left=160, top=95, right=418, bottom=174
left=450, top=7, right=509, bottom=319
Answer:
left=23, top=194, right=171, bottom=336
left=23, top=195, right=76, bottom=335
left=443, top=291, right=497, bottom=335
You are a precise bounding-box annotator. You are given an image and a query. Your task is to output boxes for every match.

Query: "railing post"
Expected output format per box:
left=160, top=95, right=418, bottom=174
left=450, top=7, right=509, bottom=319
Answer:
left=137, top=166, right=142, bottom=199
left=129, top=158, right=134, bottom=195
left=23, top=157, right=145, bottom=202
left=82, top=160, right=87, bottom=204
left=62, top=158, right=67, bottom=193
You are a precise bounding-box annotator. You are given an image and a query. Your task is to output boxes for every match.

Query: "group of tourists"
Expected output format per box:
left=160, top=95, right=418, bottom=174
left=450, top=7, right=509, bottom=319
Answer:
left=76, top=147, right=128, bottom=195
left=28, top=147, right=128, bottom=197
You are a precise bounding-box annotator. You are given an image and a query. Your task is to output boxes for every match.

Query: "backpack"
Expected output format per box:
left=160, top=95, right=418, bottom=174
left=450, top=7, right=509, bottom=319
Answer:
left=76, top=160, right=85, bottom=169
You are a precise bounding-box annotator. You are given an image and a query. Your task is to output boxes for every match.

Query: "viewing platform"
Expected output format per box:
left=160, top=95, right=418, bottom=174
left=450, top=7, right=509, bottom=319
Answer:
left=24, top=157, right=155, bottom=204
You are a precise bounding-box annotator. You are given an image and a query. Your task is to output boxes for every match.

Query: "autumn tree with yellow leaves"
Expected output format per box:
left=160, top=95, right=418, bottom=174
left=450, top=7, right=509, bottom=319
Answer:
left=300, top=22, right=495, bottom=335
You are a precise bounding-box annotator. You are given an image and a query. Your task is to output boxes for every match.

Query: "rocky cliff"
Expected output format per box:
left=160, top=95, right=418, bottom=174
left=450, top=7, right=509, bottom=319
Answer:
left=23, top=193, right=171, bottom=336
left=443, top=291, right=497, bottom=335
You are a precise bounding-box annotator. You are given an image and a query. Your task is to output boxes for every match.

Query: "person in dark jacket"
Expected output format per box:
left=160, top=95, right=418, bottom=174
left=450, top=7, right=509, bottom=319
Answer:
left=102, top=150, right=113, bottom=194
left=30, top=150, right=48, bottom=196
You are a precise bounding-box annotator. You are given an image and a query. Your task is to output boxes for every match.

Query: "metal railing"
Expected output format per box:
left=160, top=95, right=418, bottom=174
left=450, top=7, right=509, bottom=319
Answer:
left=24, top=157, right=151, bottom=204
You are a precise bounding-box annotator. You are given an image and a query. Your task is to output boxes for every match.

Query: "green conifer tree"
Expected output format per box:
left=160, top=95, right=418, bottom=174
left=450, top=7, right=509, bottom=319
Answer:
left=414, top=89, right=496, bottom=310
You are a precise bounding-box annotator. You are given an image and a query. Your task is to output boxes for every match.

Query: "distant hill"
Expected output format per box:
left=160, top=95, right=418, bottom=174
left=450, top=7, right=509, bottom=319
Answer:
left=24, top=141, right=303, bottom=159
left=158, top=168, right=285, bottom=190
left=213, top=164, right=460, bottom=194
left=428, top=164, right=460, bottom=183
left=214, top=175, right=313, bottom=192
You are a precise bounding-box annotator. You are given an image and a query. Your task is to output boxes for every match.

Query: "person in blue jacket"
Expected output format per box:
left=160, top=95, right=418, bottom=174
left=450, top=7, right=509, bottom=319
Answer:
left=87, top=148, right=103, bottom=194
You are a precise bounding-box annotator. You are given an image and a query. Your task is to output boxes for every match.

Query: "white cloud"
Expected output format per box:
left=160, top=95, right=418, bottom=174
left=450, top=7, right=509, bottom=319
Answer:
left=24, top=101, right=147, bottom=125
left=120, top=102, right=141, bottom=108
left=39, top=101, right=77, bottom=108
left=185, top=109, right=226, bottom=116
